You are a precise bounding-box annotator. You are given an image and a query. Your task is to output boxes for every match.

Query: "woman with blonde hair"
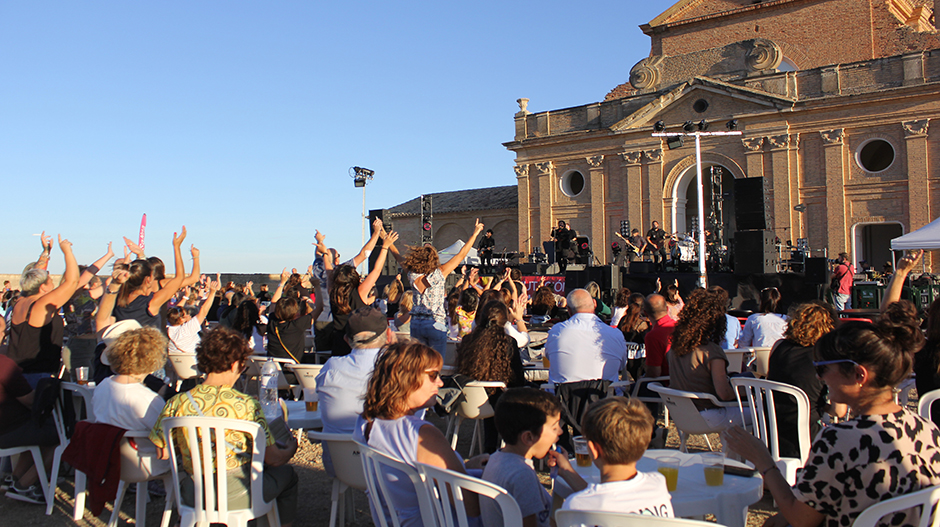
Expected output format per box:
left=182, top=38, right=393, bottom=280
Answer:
left=93, top=326, right=168, bottom=431
left=355, top=340, right=487, bottom=527
left=767, top=301, right=846, bottom=458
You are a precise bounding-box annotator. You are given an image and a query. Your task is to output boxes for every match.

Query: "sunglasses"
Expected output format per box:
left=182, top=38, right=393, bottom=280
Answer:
left=424, top=370, right=441, bottom=382
left=813, top=359, right=859, bottom=377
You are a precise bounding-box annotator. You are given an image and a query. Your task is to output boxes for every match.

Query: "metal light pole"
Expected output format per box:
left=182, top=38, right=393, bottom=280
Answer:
left=653, top=127, right=742, bottom=288
left=350, top=166, right=375, bottom=275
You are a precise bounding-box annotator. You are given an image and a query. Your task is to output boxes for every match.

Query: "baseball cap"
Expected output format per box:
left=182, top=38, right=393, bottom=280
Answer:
left=346, top=306, right=389, bottom=345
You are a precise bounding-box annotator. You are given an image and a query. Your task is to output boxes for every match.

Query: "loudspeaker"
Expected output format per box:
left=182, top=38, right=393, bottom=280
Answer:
left=565, top=269, right=589, bottom=292
left=734, top=178, right=766, bottom=231
left=368, top=209, right=396, bottom=275
left=629, top=262, right=656, bottom=274
left=733, top=230, right=777, bottom=274
left=574, top=236, right=591, bottom=264
left=804, top=257, right=829, bottom=284
left=519, top=263, right=547, bottom=275
left=587, top=265, right=622, bottom=292
left=542, top=241, right=556, bottom=264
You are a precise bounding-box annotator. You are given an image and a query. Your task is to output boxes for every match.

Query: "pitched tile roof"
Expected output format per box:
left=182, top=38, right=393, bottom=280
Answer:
left=386, top=185, right=517, bottom=217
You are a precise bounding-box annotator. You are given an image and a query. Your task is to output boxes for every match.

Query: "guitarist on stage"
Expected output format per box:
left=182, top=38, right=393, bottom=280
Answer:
left=646, top=221, right=672, bottom=272
left=615, top=228, right=647, bottom=263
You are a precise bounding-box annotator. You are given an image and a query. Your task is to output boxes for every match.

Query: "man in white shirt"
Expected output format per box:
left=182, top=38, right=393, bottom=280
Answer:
left=545, top=289, right=627, bottom=384
left=316, top=306, right=395, bottom=473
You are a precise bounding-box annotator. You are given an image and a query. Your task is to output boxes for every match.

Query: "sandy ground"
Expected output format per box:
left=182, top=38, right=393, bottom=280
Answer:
left=0, top=409, right=778, bottom=527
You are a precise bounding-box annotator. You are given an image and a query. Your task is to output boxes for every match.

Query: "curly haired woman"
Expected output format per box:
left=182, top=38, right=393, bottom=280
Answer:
left=667, top=288, right=743, bottom=427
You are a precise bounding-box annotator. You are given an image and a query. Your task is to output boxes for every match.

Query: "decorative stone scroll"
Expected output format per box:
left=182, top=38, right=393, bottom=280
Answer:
left=820, top=129, right=844, bottom=144
left=535, top=161, right=554, bottom=176
left=586, top=155, right=604, bottom=168
left=629, top=55, right=664, bottom=90
left=644, top=149, right=663, bottom=163
left=746, top=38, right=783, bottom=72
left=767, top=134, right=790, bottom=149
left=514, top=164, right=529, bottom=178
left=619, top=151, right=642, bottom=165
left=742, top=137, right=764, bottom=151
left=903, top=119, right=929, bottom=137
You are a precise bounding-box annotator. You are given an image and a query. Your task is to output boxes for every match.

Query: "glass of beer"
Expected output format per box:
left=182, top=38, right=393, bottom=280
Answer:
left=702, top=452, right=725, bottom=486
left=76, top=367, right=89, bottom=386
left=573, top=436, right=591, bottom=467
left=541, top=354, right=550, bottom=369
left=657, top=456, right=680, bottom=491
left=304, top=388, right=318, bottom=412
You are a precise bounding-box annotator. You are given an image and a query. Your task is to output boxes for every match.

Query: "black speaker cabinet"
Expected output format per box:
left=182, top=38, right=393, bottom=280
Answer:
left=519, top=263, right=547, bottom=276
left=565, top=269, right=589, bottom=292
left=733, top=230, right=777, bottom=274
left=587, top=265, right=622, bottom=292
left=734, top=178, right=767, bottom=231
left=804, top=257, right=829, bottom=284
left=629, top=262, right=656, bottom=274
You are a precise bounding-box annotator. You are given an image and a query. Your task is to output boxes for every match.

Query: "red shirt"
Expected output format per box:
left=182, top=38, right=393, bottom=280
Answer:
left=833, top=262, right=855, bottom=295
left=645, top=315, right=676, bottom=376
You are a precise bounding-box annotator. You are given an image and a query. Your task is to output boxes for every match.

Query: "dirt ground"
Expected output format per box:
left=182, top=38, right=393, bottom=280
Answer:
left=0, top=410, right=778, bottom=527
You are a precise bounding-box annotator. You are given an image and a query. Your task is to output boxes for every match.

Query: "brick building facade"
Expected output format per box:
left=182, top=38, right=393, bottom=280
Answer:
left=506, top=0, right=940, bottom=271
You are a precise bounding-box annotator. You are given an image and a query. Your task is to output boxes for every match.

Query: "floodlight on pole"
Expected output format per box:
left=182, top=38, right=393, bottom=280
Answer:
left=350, top=166, right=375, bottom=274
left=652, top=129, right=743, bottom=288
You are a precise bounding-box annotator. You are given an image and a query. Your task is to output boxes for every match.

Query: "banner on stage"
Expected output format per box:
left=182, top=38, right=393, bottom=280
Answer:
left=522, top=275, right=564, bottom=295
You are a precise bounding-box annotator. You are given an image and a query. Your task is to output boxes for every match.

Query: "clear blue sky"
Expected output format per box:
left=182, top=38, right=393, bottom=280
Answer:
left=0, top=1, right=666, bottom=275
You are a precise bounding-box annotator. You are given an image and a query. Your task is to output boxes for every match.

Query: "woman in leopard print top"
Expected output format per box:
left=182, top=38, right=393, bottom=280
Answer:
left=726, top=300, right=940, bottom=527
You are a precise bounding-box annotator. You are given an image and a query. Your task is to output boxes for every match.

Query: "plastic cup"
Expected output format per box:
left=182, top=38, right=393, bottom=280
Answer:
left=703, top=452, right=725, bottom=486
left=573, top=436, right=591, bottom=467
left=657, top=456, right=680, bottom=491
left=76, top=367, right=89, bottom=386
left=304, top=388, right=318, bottom=412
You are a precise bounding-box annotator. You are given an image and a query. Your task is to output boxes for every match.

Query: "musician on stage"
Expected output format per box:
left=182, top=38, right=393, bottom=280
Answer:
left=550, top=220, right=573, bottom=274
left=478, top=229, right=496, bottom=272
left=646, top=221, right=671, bottom=272
left=614, top=229, right=646, bottom=262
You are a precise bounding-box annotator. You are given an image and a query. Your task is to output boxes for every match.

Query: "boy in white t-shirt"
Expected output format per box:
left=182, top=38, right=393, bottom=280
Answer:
left=166, top=278, right=220, bottom=353
left=481, top=388, right=587, bottom=527
left=561, top=397, right=674, bottom=517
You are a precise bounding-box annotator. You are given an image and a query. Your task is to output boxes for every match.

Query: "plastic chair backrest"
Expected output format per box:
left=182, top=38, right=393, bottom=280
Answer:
left=354, top=439, right=437, bottom=527
left=119, top=430, right=170, bottom=483
left=162, top=416, right=278, bottom=527
left=457, top=381, right=504, bottom=420
left=168, top=353, right=200, bottom=381
left=730, top=377, right=811, bottom=464
left=250, top=356, right=294, bottom=391
left=723, top=349, right=750, bottom=374
left=647, top=383, right=722, bottom=435
left=62, top=381, right=96, bottom=422
left=748, top=347, right=772, bottom=376
left=555, top=509, right=722, bottom=527
left=416, top=462, right=522, bottom=527
left=283, top=364, right=323, bottom=390
left=308, top=431, right=366, bottom=490
left=919, top=389, right=940, bottom=422
left=852, top=484, right=940, bottom=527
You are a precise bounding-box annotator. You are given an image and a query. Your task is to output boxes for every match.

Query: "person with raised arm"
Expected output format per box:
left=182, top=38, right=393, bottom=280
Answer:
left=8, top=235, right=82, bottom=385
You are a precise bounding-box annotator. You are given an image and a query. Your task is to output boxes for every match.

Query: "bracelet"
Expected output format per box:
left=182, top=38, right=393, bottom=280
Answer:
left=86, top=264, right=100, bottom=276
left=107, top=289, right=119, bottom=295
left=760, top=465, right=778, bottom=477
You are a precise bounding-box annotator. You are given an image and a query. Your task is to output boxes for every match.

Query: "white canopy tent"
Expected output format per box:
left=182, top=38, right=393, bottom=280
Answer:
left=436, top=239, right=480, bottom=265
left=890, top=217, right=940, bottom=250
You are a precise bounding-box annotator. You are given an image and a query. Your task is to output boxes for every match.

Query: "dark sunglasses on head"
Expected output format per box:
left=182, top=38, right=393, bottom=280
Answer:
left=813, top=359, right=859, bottom=377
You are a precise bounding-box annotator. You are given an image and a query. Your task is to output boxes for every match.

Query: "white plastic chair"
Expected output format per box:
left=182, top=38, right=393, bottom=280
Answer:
left=723, top=349, right=751, bottom=374
left=919, top=388, right=940, bottom=421
left=746, top=347, right=773, bottom=377
left=354, top=439, right=437, bottom=527
left=106, top=430, right=175, bottom=527
left=4, top=399, right=63, bottom=515
left=731, top=377, right=810, bottom=485
left=249, top=356, right=301, bottom=399
left=162, top=416, right=280, bottom=527
left=307, top=431, right=367, bottom=527
left=282, top=363, right=323, bottom=391
left=444, top=381, right=505, bottom=458
left=416, top=461, right=522, bottom=527
left=556, top=509, right=726, bottom=527
left=607, top=376, right=671, bottom=427
left=167, top=353, right=201, bottom=391
left=58, top=382, right=96, bottom=518
left=852, top=484, right=940, bottom=527
left=647, top=383, right=735, bottom=452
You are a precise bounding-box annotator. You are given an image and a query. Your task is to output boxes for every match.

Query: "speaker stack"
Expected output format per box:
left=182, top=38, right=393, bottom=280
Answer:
left=732, top=178, right=776, bottom=274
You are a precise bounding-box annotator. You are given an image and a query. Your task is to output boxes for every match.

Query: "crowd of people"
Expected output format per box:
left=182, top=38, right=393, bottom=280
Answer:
left=0, top=223, right=939, bottom=527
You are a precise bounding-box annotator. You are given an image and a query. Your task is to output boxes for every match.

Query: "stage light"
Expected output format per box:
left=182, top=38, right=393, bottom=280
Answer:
left=726, top=119, right=738, bottom=131
left=423, top=222, right=432, bottom=231
left=666, top=136, right=684, bottom=150
left=653, top=120, right=665, bottom=132
left=683, top=121, right=695, bottom=132
left=697, top=119, right=708, bottom=131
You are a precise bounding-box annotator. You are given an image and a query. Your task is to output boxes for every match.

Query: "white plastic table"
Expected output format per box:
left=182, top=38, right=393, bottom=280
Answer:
left=284, top=401, right=322, bottom=430
left=554, top=449, right=763, bottom=527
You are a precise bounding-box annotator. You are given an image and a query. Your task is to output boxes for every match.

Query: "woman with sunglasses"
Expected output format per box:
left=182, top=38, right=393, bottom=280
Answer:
left=725, top=301, right=940, bottom=527
left=355, top=340, right=488, bottom=527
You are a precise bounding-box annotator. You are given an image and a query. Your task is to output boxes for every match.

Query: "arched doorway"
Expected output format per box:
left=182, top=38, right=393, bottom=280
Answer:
left=670, top=162, right=742, bottom=247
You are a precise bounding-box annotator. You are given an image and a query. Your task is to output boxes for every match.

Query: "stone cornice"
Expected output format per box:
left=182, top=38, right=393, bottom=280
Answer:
left=820, top=129, right=844, bottom=144
left=903, top=119, right=929, bottom=137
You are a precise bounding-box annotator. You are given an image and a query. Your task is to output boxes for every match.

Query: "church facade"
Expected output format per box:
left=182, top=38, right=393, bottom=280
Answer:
left=505, top=0, right=940, bottom=271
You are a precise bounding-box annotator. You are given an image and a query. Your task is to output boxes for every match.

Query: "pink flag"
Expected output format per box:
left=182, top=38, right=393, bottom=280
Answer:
left=138, top=214, right=147, bottom=252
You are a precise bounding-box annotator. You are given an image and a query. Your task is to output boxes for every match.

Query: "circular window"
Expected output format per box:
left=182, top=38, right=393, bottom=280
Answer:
left=561, top=171, right=585, bottom=197
left=856, top=139, right=895, bottom=173
left=693, top=99, right=709, bottom=113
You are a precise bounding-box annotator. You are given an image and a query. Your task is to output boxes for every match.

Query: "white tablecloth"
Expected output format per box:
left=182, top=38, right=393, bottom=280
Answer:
left=284, top=401, right=322, bottom=430
left=555, top=449, right=763, bottom=527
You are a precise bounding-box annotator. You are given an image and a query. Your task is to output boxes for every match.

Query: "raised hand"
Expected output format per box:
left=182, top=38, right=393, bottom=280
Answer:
left=382, top=231, right=400, bottom=247
left=112, top=267, right=130, bottom=284
left=315, top=230, right=325, bottom=244
left=104, top=242, right=115, bottom=261
left=58, top=234, right=72, bottom=252
left=473, top=218, right=485, bottom=234
left=41, top=231, right=53, bottom=251
left=191, top=245, right=200, bottom=259
left=124, top=236, right=145, bottom=257
left=280, top=267, right=290, bottom=283
left=372, top=217, right=384, bottom=233
left=173, top=226, right=187, bottom=247
left=897, top=249, right=924, bottom=273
